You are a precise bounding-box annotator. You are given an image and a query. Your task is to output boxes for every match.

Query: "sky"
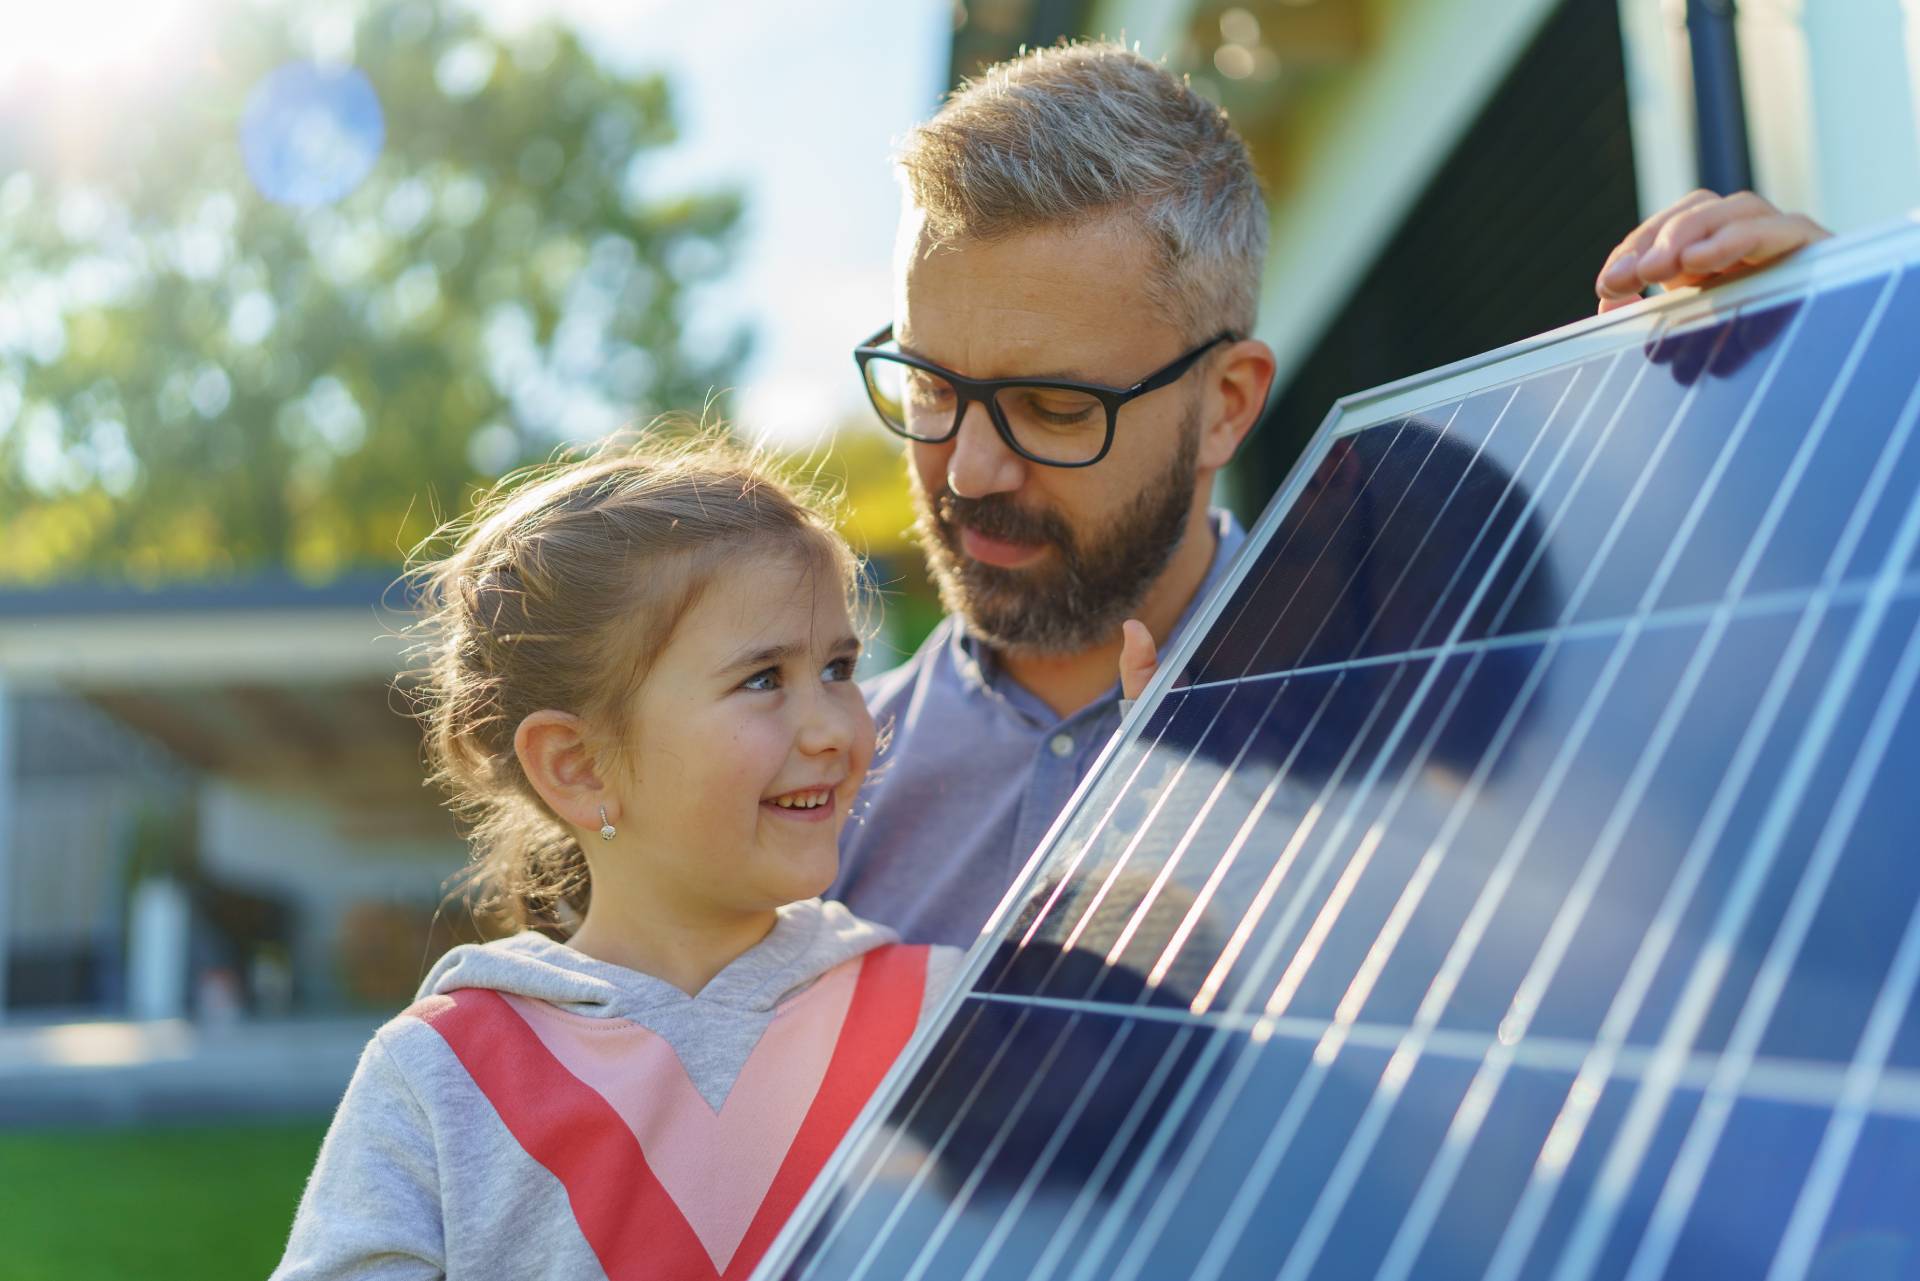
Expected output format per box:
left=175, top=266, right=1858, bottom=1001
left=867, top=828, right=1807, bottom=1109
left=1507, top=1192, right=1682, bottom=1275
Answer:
left=476, top=0, right=954, bottom=444
left=0, top=0, right=955, bottom=448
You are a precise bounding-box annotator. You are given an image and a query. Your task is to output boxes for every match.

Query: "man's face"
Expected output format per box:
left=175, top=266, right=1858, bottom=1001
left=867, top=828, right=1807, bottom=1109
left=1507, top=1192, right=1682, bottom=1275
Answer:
left=895, top=211, right=1210, bottom=655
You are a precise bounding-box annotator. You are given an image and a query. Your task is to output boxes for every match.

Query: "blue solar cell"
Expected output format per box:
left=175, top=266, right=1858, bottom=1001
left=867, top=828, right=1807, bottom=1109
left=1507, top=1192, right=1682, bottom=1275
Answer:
left=1660, top=1096, right=1827, bottom=1280
left=1653, top=277, right=1888, bottom=612
left=1492, top=320, right=1732, bottom=632
left=759, top=227, right=1920, bottom=1281
left=1527, top=608, right=1800, bottom=1044
left=1756, top=611, right=1920, bottom=1064
left=1797, top=1115, right=1920, bottom=1276
left=1747, top=270, right=1920, bottom=598
left=1567, top=301, right=1804, bottom=626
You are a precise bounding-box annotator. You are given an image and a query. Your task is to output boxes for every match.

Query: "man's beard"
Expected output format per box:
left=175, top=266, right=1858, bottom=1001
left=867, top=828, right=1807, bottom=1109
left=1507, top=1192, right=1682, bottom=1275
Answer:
left=910, top=407, right=1201, bottom=656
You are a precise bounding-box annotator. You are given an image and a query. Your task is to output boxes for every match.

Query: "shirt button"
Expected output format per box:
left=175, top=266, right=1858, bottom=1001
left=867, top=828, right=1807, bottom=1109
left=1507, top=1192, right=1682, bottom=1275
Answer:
left=1049, top=733, right=1074, bottom=758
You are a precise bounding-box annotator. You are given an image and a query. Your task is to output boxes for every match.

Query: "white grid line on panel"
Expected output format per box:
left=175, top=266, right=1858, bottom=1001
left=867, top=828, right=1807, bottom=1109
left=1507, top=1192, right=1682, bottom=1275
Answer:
left=1057, top=399, right=1476, bottom=985
left=1620, top=286, right=1920, bottom=1281
left=1105, top=393, right=1517, bottom=979
left=1767, top=626, right=1920, bottom=1280
left=1172, top=570, right=1920, bottom=700
left=1206, top=354, right=1639, bottom=1018
left=1544, top=266, right=1905, bottom=1281
left=952, top=1016, right=1143, bottom=1281
left=1067, top=358, right=1629, bottom=1281
left=790, top=998, right=1004, bottom=1278
left=1180, top=412, right=1424, bottom=707
left=959, top=989, right=1920, bottom=1119
left=1210, top=313, right=1749, bottom=1281
left=1092, top=359, right=1630, bottom=1281
left=895, top=1010, right=1081, bottom=1281
left=1023, top=1025, right=1205, bottom=1281
left=1367, top=282, right=1823, bottom=1281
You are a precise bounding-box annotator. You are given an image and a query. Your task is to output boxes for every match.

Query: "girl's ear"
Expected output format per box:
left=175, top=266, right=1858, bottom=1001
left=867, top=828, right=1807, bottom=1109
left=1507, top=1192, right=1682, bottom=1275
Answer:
left=515, top=710, right=617, bottom=832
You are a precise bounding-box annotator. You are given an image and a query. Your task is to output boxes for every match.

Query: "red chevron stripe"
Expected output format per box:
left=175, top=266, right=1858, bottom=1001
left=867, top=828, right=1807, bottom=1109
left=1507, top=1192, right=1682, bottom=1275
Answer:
left=411, top=943, right=928, bottom=1281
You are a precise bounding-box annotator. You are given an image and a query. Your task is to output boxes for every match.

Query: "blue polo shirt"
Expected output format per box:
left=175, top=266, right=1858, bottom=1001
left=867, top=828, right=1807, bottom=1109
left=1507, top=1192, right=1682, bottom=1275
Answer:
left=832, top=511, right=1247, bottom=947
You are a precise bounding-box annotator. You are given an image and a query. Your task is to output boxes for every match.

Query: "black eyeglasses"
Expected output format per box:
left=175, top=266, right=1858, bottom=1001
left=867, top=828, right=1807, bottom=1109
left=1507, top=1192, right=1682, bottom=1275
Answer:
left=853, top=325, right=1237, bottom=467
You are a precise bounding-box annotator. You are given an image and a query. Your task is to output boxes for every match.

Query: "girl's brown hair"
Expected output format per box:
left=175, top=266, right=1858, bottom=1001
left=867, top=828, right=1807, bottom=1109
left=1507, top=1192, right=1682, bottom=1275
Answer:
left=403, top=429, right=855, bottom=936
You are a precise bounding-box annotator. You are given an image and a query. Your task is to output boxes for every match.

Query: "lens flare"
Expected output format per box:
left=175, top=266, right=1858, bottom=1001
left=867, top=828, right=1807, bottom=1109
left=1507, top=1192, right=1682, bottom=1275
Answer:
left=240, top=62, right=386, bottom=208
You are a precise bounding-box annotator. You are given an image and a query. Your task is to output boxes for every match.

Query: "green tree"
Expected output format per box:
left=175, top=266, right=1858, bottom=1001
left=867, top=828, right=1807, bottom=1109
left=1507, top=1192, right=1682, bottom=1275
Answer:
left=0, top=0, right=744, bottom=582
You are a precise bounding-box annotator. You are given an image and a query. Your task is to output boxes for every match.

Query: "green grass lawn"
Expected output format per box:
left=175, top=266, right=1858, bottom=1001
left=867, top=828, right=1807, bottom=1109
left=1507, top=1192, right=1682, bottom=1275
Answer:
left=0, top=1119, right=326, bottom=1281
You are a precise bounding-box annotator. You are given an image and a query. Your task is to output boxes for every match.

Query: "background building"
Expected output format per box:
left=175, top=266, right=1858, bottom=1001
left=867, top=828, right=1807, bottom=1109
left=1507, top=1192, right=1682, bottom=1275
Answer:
left=954, top=0, right=1920, bottom=511
left=3, top=0, right=1918, bottom=1125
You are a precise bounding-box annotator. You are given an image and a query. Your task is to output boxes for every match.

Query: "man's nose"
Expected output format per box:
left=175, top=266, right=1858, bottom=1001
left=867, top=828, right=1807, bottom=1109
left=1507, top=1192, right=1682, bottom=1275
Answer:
left=943, top=399, right=1025, bottom=499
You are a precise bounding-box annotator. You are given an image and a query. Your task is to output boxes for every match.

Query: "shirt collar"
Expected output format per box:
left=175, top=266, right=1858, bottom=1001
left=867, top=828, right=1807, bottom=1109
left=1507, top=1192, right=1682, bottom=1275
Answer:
left=948, top=507, right=1248, bottom=719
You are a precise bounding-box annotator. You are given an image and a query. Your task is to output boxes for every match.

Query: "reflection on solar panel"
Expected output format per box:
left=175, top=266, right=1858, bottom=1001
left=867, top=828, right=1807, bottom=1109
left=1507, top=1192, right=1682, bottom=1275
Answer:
left=757, top=219, right=1920, bottom=1281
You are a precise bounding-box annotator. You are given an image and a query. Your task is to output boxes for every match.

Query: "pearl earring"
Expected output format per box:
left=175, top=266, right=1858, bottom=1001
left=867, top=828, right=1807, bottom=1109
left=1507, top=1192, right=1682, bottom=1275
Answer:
left=598, top=806, right=616, bottom=842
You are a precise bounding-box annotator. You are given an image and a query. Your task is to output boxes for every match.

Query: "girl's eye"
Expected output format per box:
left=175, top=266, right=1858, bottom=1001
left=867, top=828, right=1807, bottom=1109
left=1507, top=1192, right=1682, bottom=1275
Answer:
left=823, top=656, right=858, bottom=683
left=742, top=667, right=781, bottom=692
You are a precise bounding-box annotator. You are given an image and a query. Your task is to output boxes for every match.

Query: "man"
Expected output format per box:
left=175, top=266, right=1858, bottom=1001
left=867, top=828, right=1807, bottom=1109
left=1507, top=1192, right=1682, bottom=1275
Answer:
left=832, top=41, right=1826, bottom=948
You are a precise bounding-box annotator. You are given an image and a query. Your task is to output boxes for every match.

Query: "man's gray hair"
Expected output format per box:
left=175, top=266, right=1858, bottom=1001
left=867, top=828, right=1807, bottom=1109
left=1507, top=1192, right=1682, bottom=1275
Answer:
left=898, top=40, right=1268, bottom=342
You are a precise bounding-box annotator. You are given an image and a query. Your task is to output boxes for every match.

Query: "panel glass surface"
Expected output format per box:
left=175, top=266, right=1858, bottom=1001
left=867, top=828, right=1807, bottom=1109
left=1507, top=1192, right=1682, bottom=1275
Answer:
left=758, top=224, right=1920, bottom=1281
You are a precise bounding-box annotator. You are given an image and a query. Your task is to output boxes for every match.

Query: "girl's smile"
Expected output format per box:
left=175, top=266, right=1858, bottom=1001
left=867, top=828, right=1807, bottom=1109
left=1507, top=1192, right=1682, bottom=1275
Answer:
left=763, top=784, right=840, bottom=819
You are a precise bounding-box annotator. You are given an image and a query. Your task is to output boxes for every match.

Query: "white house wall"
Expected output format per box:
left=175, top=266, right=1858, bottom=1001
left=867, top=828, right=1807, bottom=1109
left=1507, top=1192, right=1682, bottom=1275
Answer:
left=200, top=779, right=461, bottom=1009
left=1620, top=0, right=1920, bottom=228
left=1619, top=0, right=1705, bottom=217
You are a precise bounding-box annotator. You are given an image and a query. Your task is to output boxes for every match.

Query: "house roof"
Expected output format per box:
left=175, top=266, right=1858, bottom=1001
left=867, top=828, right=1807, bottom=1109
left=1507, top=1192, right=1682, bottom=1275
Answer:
left=0, top=571, right=411, bottom=621
left=0, top=572, right=418, bottom=689
left=1, top=575, right=437, bottom=812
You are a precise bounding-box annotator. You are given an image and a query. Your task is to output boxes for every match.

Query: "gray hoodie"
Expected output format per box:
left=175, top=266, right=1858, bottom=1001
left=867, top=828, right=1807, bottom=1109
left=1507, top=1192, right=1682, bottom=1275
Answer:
left=272, top=899, right=961, bottom=1281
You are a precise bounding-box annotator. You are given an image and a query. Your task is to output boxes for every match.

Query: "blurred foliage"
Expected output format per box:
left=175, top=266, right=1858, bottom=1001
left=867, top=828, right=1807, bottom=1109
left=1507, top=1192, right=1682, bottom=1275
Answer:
left=790, top=419, right=920, bottom=559
left=0, top=0, right=744, bottom=584
left=772, top=418, right=945, bottom=660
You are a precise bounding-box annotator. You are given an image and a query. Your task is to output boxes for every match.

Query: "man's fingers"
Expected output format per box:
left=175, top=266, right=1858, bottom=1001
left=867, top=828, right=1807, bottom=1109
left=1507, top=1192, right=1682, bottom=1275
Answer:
left=1677, top=212, right=1829, bottom=277
left=1638, top=189, right=1774, bottom=281
left=1597, top=192, right=1831, bottom=309
left=1597, top=188, right=1718, bottom=300
left=1609, top=187, right=1717, bottom=266
left=1118, top=619, right=1159, bottom=702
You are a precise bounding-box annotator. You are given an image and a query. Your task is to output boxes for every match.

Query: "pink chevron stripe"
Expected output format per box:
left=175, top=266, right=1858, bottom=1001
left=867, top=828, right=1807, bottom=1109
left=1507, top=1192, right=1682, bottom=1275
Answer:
left=501, top=958, right=859, bottom=1273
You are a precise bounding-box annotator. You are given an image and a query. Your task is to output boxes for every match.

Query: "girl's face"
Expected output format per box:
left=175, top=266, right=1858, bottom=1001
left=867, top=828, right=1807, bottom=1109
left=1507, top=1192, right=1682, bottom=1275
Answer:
left=606, top=547, right=875, bottom=924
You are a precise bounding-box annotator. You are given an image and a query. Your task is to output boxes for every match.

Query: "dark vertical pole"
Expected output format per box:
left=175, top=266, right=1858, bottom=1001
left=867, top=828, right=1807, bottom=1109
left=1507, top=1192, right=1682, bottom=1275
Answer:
left=1687, top=0, right=1755, bottom=193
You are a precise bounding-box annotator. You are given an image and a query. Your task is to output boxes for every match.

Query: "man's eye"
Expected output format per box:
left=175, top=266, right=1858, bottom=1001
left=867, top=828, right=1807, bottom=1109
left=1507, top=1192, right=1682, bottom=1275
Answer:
left=1008, top=390, right=1099, bottom=428
left=823, top=656, right=858, bottom=683
left=742, top=668, right=781, bottom=692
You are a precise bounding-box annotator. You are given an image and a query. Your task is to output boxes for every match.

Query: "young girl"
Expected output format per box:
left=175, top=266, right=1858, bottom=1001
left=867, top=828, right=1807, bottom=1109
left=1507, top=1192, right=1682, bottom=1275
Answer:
left=271, top=437, right=964, bottom=1281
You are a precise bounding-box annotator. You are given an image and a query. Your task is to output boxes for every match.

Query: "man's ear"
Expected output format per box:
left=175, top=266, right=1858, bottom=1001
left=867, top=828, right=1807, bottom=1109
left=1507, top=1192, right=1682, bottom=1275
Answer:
left=1199, top=337, right=1277, bottom=471
left=514, top=709, right=616, bottom=834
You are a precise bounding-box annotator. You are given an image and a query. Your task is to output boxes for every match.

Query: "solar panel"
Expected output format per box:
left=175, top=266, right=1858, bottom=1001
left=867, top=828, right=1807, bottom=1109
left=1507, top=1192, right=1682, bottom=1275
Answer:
left=756, top=217, right=1920, bottom=1281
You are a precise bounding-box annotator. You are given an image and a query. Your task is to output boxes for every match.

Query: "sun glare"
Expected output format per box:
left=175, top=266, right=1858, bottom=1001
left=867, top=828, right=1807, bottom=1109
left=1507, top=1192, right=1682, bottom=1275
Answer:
left=0, top=0, right=205, bottom=85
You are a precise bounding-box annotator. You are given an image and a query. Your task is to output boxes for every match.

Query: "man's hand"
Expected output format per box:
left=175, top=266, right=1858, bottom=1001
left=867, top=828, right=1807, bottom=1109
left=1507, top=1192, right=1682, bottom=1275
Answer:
left=1596, top=189, right=1830, bottom=314
left=1119, top=619, right=1159, bottom=702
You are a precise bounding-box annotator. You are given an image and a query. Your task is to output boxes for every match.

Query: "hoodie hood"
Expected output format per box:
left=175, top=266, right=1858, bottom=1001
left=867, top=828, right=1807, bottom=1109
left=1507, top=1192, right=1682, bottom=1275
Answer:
left=415, top=897, right=897, bottom=1022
